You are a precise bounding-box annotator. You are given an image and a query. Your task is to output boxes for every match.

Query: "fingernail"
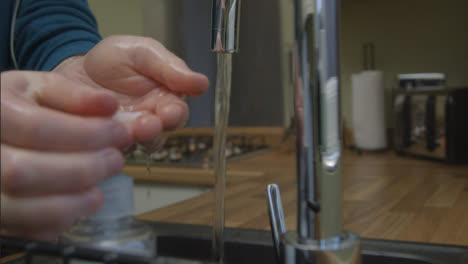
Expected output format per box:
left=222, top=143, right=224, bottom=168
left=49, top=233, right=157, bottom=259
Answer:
left=102, top=149, right=124, bottom=177
left=161, top=104, right=186, bottom=130
left=140, top=115, right=162, bottom=132
left=136, top=115, right=163, bottom=142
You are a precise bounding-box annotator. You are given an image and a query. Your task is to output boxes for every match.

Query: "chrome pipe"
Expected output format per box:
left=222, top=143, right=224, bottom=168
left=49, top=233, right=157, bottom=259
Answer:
left=293, top=0, right=342, bottom=242
left=211, top=0, right=241, bottom=53
left=267, top=184, right=288, bottom=262
left=267, top=185, right=361, bottom=264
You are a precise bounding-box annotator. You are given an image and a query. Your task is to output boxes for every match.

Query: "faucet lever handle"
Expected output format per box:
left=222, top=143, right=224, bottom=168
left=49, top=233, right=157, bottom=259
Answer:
left=266, top=184, right=287, bottom=263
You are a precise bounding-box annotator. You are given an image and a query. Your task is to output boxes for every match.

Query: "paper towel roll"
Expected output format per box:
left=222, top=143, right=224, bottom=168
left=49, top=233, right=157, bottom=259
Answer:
left=351, top=70, right=387, bottom=150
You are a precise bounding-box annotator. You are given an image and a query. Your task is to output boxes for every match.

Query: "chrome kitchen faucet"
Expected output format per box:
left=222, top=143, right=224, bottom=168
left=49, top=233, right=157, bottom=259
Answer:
left=267, top=0, right=362, bottom=263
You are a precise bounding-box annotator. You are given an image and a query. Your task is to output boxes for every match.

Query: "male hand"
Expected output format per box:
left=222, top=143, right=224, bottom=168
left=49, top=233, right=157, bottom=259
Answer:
left=1, top=36, right=209, bottom=240
left=55, top=35, right=209, bottom=142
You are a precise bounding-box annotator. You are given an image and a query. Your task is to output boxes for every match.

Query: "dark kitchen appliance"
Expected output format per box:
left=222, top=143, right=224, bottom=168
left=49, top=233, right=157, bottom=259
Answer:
left=397, top=73, right=446, bottom=92
left=393, top=87, right=468, bottom=163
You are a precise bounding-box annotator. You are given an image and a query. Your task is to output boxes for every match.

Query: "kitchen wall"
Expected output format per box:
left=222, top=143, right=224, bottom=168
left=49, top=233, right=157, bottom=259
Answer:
left=88, top=0, right=144, bottom=37
left=88, top=0, right=467, bottom=129
left=340, top=0, right=468, bottom=128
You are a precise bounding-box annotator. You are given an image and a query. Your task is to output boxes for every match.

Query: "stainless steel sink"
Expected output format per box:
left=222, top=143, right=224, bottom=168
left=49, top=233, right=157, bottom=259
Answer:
left=153, top=222, right=468, bottom=264
left=2, top=222, right=468, bottom=264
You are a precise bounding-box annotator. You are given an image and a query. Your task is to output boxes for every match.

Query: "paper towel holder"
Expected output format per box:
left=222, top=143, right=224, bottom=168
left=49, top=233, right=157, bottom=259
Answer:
left=363, top=42, right=375, bottom=71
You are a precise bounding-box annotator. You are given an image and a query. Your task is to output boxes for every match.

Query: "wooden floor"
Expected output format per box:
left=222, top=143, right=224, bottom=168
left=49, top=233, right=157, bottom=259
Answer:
left=138, top=148, right=468, bottom=246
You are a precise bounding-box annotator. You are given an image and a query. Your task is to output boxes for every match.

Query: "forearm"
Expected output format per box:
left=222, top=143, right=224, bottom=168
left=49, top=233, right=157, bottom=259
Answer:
left=13, top=0, right=101, bottom=71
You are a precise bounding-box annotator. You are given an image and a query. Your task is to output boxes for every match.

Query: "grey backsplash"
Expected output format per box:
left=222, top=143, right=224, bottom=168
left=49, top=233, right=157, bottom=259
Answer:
left=178, top=0, right=286, bottom=127
left=180, top=0, right=216, bottom=127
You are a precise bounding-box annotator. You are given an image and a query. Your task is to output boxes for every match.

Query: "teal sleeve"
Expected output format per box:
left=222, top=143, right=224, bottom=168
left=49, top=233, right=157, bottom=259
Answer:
left=14, top=0, right=102, bottom=71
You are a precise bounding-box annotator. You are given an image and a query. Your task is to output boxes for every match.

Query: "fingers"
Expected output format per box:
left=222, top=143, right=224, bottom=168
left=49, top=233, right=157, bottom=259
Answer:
left=1, top=94, right=131, bottom=151
left=113, top=86, right=188, bottom=142
left=113, top=111, right=163, bottom=143
left=0, top=187, right=103, bottom=237
left=157, top=103, right=188, bottom=131
left=36, top=73, right=119, bottom=116
left=1, top=145, right=123, bottom=197
left=1, top=71, right=119, bottom=116
left=131, top=41, right=210, bottom=97
left=133, top=114, right=164, bottom=142
left=124, top=88, right=189, bottom=131
left=83, top=35, right=210, bottom=97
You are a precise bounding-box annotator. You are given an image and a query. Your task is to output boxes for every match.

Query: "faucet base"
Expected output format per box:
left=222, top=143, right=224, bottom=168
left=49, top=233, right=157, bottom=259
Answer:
left=281, top=231, right=361, bottom=264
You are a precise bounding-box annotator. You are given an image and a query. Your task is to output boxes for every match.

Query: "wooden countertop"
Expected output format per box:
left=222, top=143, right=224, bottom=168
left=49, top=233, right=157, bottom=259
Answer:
left=133, top=148, right=468, bottom=246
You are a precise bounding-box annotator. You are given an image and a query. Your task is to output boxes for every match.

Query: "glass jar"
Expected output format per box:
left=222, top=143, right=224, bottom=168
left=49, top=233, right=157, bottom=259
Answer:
left=59, top=174, right=156, bottom=259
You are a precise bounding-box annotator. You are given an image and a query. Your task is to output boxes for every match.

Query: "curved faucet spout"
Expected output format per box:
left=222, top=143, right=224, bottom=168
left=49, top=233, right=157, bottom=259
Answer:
left=211, top=0, right=241, bottom=53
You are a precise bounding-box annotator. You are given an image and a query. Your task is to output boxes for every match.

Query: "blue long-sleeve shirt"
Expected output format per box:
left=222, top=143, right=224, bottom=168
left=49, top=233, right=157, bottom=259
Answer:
left=0, top=0, right=101, bottom=72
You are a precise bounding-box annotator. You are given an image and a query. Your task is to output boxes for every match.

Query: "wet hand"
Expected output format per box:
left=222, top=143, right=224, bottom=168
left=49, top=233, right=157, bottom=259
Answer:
left=1, top=70, right=129, bottom=240
left=54, top=35, right=210, bottom=143
left=0, top=36, right=209, bottom=240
